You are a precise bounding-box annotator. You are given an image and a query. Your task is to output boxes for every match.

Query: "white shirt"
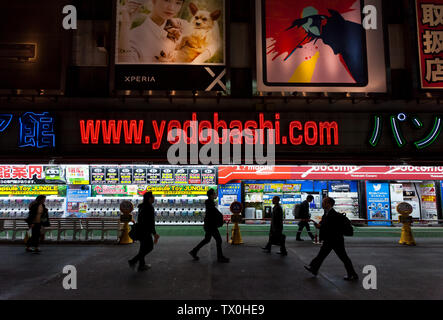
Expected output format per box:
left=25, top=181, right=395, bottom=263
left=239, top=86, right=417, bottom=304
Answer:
left=125, top=14, right=180, bottom=63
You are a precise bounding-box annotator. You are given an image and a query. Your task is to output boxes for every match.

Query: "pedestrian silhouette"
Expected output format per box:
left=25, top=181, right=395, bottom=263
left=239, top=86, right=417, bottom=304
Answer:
left=25, top=195, right=50, bottom=253
left=189, top=189, right=230, bottom=263
left=296, top=195, right=315, bottom=241
left=304, top=197, right=358, bottom=281
left=128, top=192, right=160, bottom=272
left=262, top=196, right=288, bottom=256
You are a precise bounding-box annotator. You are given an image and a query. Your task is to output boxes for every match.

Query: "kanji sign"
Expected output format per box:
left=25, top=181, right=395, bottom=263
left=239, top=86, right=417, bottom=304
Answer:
left=416, top=0, right=443, bottom=88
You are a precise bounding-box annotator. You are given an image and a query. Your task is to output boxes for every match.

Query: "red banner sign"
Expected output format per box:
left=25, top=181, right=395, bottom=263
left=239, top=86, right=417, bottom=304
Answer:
left=218, top=165, right=443, bottom=184
left=416, top=0, right=443, bottom=89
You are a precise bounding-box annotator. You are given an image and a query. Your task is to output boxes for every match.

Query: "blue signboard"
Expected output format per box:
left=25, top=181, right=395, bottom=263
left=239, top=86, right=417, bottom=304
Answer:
left=366, top=182, right=391, bottom=226
left=66, top=186, right=90, bottom=218
left=218, top=183, right=242, bottom=213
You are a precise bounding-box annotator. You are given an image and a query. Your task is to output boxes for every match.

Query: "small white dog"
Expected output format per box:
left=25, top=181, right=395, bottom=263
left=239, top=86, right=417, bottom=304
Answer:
left=175, top=2, right=221, bottom=63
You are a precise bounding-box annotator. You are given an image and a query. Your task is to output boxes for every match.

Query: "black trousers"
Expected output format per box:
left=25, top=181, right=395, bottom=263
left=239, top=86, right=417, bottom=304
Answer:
left=130, top=235, right=154, bottom=266
left=27, top=223, right=41, bottom=248
left=296, top=221, right=315, bottom=239
left=309, top=239, right=357, bottom=276
left=192, top=228, right=224, bottom=259
left=264, top=232, right=287, bottom=253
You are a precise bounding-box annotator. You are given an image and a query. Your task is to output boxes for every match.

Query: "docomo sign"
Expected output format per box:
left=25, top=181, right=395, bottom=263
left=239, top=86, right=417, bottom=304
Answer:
left=217, top=165, right=443, bottom=184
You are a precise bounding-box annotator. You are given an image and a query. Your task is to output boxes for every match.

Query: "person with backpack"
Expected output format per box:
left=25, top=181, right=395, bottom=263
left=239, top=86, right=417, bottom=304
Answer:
left=262, top=196, right=288, bottom=256
left=128, top=192, right=160, bottom=272
left=25, top=195, right=50, bottom=253
left=189, top=189, right=230, bottom=263
left=295, top=195, right=315, bottom=241
left=304, top=197, right=358, bottom=281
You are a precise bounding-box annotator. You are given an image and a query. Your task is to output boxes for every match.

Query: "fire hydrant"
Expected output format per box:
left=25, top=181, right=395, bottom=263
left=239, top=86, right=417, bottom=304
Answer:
left=397, top=202, right=416, bottom=246
left=119, top=200, right=134, bottom=245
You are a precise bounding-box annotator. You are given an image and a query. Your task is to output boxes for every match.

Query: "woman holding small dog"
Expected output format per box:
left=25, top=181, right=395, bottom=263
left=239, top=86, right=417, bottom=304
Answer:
left=118, top=0, right=221, bottom=64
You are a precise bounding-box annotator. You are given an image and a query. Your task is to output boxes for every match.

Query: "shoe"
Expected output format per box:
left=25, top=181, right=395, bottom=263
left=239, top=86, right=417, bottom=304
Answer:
left=32, top=248, right=41, bottom=254
left=277, top=251, right=288, bottom=256
left=296, top=238, right=304, bottom=241
left=343, top=275, right=359, bottom=281
left=217, top=256, right=230, bottom=263
left=137, top=264, right=151, bottom=272
left=128, top=260, right=137, bottom=270
left=189, top=250, right=199, bottom=261
left=304, top=265, right=318, bottom=276
left=25, top=247, right=33, bottom=253
left=261, top=247, right=271, bottom=253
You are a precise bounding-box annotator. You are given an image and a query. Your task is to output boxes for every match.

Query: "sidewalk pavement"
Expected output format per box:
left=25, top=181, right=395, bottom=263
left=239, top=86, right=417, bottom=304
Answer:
left=1, top=237, right=443, bottom=300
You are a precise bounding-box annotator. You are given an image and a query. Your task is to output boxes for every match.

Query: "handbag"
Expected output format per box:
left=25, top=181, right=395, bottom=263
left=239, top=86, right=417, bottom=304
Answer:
left=128, top=223, right=139, bottom=241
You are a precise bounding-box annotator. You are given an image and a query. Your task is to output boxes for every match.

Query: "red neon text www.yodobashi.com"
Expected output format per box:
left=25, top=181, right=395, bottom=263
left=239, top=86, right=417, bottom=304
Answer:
left=79, top=113, right=339, bottom=149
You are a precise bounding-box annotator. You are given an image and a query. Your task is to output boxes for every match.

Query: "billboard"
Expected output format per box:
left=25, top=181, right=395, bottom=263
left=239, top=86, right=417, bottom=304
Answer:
left=115, top=0, right=226, bottom=91
left=416, top=0, right=443, bottom=89
left=255, top=0, right=387, bottom=92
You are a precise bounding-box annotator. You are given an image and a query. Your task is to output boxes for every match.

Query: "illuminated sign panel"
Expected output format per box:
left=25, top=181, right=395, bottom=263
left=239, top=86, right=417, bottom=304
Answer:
left=218, top=165, right=443, bottom=184
left=114, top=0, right=226, bottom=91
left=416, top=0, right=443, bottom=89
left=256, top=0, right=387, bottom=92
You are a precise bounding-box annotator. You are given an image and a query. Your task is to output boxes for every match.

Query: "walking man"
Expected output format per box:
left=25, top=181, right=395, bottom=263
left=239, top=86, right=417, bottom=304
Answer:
left=262, top=196, right=288, bottom=256
left=128, top=192, right=160, bottom=272
left=296, top=195, right=315, bottom=241
left=189, top=189, right=230, bottom=263
left=304, top=197, right=359, bottom=281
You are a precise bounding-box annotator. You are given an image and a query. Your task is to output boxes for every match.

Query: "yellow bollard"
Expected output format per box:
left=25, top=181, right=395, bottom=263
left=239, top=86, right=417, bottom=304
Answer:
left=397, top=202, right=416, bottom=246
left=119, top=220, right=133, bottom=244
left=230, top=212, right=243, bottom=245
left=119, top=200, right=134, bottom=245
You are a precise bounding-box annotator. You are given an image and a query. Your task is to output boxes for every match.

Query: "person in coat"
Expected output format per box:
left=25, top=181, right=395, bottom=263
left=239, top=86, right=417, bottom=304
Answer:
left=25, top=195, right=50, bottom=253
left=189, top=189, right=229, bottom=263
left=296, top=195, right=315, bottom=241
left=128, top=192, right=160, bottom=272
left=262, top=196, right=288, bottom=256
left=304, top=197, right=358, bottom=281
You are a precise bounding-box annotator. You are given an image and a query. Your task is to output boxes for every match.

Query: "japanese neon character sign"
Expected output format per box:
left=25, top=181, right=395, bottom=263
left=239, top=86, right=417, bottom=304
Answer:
left=19, top=112, right=55, bottom=148
left=369, top=113, right=442, bottom=149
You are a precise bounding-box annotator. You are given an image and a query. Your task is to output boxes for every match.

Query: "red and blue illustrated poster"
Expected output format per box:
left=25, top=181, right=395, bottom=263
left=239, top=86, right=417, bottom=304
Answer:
left=416, top=0, right=443, bottom=89
left=256, top=0, right=387, bottom=92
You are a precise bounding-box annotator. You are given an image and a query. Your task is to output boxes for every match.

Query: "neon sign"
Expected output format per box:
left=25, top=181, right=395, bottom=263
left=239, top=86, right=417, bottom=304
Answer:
left=19, top=112, right=55, bottom=148
left=79, top=113, right=340, bottom=148
left=0, top=114, right=13, bottom=133
left=369, top=113, right=442, bottom=149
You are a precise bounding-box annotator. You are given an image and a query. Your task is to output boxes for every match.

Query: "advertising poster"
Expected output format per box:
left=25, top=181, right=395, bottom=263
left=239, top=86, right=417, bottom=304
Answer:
left=139, top=184, right=213, bottom=195
left=201, top=168, right=217, bottom=184
left=416, top=0, right=443, bottom=89
left=417, top=182, right=438, bottom=220
left=256, top=0, right=387, bottom=92
left=66, top=165, right=90, bottom=185
left=218, top=183, right=241, bottom=214
left=115, top=0, right=226, bottom=91
left=174, top=168, right=188, bottom=184
left=90, top=167, right=106, bottom=185
left=133, top=167, right=148, bottom=184
left=390, top=183, right=421, bottom=220
left=66, top=186, right=90, bottom=217
left=0, top=165, right=66, bottom=185
left=119, top=166, right=134, bottom=184
left=161, top=168, right=175, bottom=184
left=105, top=167, right=120, bottom=184
left=188, top=168, right=202, bottom=184
left=0, top=185, right=66, bottom=196
left=147, top=167, right=161, bottom=184
left=366, top=182, right=391, bottom=226
left=92, top=185, right=138, bottom=197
